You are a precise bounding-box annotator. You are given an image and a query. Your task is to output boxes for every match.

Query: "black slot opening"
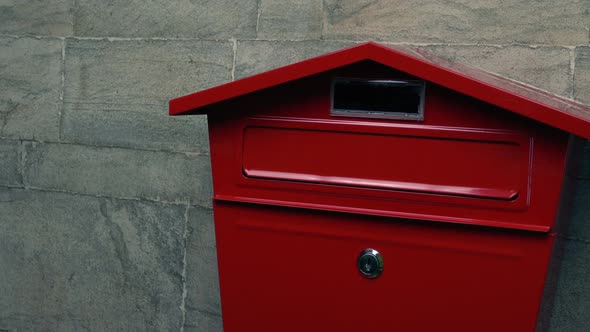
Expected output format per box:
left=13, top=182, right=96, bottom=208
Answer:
left=332, top=79, right=425, bottom=120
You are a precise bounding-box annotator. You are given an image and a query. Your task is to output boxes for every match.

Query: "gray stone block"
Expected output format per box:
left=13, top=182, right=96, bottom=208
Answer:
left=0, top=37, right=62, bottom=140
left=235, top=40, right=355, bottom=78
left=185, top=310, right=223, bottom=332
left=185, top=247, right=222, bottom=319
left=323, top=0, right=590, bottom=45
left=63, top=39, right=231, bottom=152
left=575, top=47, right=590, bottom=105
left=23, top=142, right=212, bottom=206
left=185, top=207, right=221, bottom=322
left=0, top=0, right=73, bottom=36
left=423, top=45, right=573, bottom=98
left=258, top=0, right=323, bottom=40
left=64, top=39, right=233, bottom=106
left=0, top=139, right=20, bottom=186
left=73, top=0, right=257, bottom=38
left=188, top=207, right=217, bottom=249
left=62, top=104, right=210, bottom=153
left=0, top=187, right=185, bottom=331
left=550, top=239, right=590, bottom=331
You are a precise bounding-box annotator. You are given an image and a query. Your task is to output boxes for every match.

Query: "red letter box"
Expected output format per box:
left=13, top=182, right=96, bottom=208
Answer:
left=170, top=42, right=590, bottom=331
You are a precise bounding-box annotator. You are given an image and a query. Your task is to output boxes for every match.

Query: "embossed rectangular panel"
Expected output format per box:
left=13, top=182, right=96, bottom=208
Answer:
left=243, top=126, right=529, bottom=201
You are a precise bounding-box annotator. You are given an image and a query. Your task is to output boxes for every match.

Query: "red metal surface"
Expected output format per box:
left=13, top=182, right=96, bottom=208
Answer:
left=207, top=64, right=569, bottom=232
left=170, top=42, right=590, bottom=139
left=168, top=46, right=583, bottom=331
left=242, top=125, right=526, bottom=201
left=215, top=202, right=555, bottom=332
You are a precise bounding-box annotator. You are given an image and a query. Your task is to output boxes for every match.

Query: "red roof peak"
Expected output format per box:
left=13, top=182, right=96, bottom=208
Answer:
left=169, top=42, right=590, bottom=139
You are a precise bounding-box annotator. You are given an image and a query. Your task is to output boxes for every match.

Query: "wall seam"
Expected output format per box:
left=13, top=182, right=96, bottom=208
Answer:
left=70, top=0, right=77, bottom=35
left=322, top=0, right=328, bottom=40
left=17, top=140, right=26, bottom=186
left=0, top=34, right=62, bottom=40
left=58, top=38, right=66, bottom=140
left=0, top=137, right=210, bottom=157
left=179, top=201, right=191, bottom=332
left=571, top=47, right=577, bottom=100
left=231, top=38, right=237, bottom=81
left=0, top=183, right=213, bottom=209
left=0, top=34, right=585, bottom=49
left=192, top=307, right=222, bottom=317
left=255, top=0, right=262, bottom=37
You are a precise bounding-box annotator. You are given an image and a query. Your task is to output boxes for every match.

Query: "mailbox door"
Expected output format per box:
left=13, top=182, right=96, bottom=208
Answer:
left=215, top=202, right=553, bottom=332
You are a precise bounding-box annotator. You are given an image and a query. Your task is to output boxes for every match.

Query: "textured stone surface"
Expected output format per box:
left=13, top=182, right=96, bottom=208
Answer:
left=575, top=47, right=590, bottom=105
left=23, top=142, right=212, bottom=206
left=73, top=0, right=258, bottom=38
left=62, top=104, right=210, bottom=153
left=235, top=40, right=354, bottom=78
left=550, top=239, right=590, bottom=331
left=188, top=207, right=217, bottom=250
left=0, top=37, right=62, bottom=140
left=0, top=0, right=73, bottom=36
left=184, top=310, right=223, bottom=332
left=186, top=208, right=220, bottom=308
left=423, top=45, right=573, bottom=98
left=64, top=39, right=233, bottom=106
left=185, top=207, right=222, bottom=331
left=0, top=188, right=185, bottom=331
left=323, top=0, right=590, bottom=45
left=63, top=39, right=231, bottom=152
left=0, top=139, right=20, bottom=186
left=184, top=248, right=223, bottom=331
left=257, top=0, right=323, bottom=40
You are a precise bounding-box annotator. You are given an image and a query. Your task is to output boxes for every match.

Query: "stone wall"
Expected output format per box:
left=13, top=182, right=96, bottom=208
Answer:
left=0, top=1, right=589, bottom=331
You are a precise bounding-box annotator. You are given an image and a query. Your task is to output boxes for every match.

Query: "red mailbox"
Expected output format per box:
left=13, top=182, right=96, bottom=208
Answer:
left=170, top=42, right=590, bottom=331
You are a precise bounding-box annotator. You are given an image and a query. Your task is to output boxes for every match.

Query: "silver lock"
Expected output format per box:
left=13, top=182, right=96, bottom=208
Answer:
left=357, top=248, right=384, bottom=279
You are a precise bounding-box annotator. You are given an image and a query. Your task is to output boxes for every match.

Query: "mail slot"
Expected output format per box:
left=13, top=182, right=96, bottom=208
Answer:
left=170, top=42, right=590, bottom=331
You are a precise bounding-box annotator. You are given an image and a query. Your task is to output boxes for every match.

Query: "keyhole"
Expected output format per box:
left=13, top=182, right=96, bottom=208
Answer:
left=365, top=259, right=372, bottom=272
left=358, top=249, right=383, bottom=279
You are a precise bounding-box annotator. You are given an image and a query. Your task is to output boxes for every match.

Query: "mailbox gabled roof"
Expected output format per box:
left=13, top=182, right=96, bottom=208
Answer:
left=169, top=42, right=590, bottom=139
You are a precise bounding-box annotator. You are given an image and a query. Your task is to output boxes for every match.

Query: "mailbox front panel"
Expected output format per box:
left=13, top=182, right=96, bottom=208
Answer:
left=203, top=61, right=574, bottom=331
left=209, top=89, right=568, bottom=231
left=207, top=62, right=570, bottom=232
left=171, top=45, right=590, bottom=332
left=215, top=202, right=554, bottom=332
